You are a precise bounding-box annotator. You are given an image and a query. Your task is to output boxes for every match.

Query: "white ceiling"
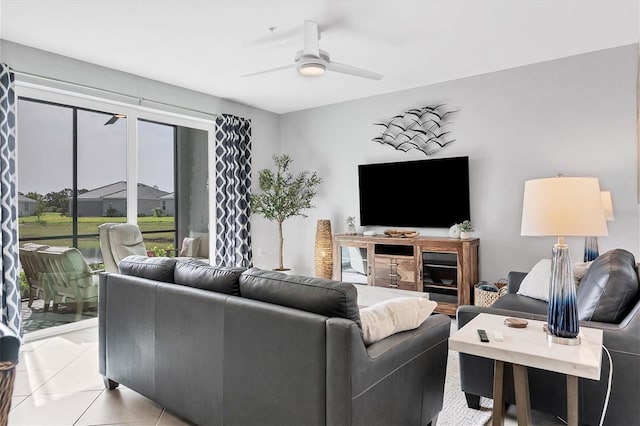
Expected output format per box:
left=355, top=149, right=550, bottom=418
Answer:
left=1, top=0, right=638, bottom=114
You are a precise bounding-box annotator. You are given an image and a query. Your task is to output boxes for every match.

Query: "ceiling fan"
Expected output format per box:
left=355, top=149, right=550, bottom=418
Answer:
left=104, top=113, right=126, bottom=126
left=243, top=20, right=383, bottom=80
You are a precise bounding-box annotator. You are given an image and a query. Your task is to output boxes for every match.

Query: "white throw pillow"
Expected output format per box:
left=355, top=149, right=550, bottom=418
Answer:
left=573, top=261, right=593, bottom=287
left=517, top=259, right=593, bottom=302
left=517, top=259, right=552, bottom=302
left=359, top=297, right=438, bottom=345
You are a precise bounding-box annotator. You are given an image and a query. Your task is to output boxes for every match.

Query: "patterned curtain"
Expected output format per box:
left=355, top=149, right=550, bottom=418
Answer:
left=0, top=64, right=21, bottom=337
left=214, top=114, right=253, bottom=267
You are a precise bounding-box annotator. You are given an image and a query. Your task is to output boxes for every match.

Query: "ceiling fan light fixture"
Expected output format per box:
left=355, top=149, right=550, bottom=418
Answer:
left=298, top=62, right=326, bottom=77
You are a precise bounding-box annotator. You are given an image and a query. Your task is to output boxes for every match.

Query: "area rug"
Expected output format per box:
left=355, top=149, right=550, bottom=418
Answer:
left=21, top=299, right=97, bottom=334
left=440, top=320, right=493, bottom=426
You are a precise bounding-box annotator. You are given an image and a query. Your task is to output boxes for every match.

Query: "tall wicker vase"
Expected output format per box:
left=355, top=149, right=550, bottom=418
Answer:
left=314, top=219, right=333, bottom=279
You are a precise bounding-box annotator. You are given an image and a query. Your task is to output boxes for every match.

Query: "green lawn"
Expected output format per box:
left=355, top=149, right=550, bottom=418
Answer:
left=19, top=213, right=176, bottom=253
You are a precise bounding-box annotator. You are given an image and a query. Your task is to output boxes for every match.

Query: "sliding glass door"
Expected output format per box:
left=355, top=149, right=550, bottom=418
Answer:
left=15, top=84, right=215, bottom=335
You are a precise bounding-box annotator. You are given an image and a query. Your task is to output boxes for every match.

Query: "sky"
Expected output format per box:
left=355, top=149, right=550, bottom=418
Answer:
left=17, top=98, right=175, bottom=195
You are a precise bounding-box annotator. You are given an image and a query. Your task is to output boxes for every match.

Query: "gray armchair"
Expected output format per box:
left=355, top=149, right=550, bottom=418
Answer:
left=457, top=249, right=640, bottom=426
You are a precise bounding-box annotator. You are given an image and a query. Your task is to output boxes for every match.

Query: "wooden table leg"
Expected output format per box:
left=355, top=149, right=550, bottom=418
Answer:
left=513, top=364, right=532, bottom=425
left=567, top=375, right=578, bottom=426
left=492, top=360, right=506, bottom=426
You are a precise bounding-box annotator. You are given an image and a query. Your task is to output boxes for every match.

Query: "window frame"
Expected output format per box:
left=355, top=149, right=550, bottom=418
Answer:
left=16, top=83, right=217, bottom=261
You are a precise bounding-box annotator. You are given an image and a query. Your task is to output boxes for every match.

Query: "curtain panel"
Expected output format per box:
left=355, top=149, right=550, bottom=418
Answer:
left=0, top=64, right=21, bottom=337
left=214, top=114, right=253, bottom=268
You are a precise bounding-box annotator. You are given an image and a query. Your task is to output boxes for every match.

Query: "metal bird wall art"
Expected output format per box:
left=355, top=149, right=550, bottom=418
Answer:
left=372, top=104, right=459, bottom=156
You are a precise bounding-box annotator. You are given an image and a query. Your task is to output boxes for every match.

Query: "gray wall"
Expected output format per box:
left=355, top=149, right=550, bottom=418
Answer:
left=279, top=45, right=640, bottom=281
left=176, top=126, right=208, bottom=244
left=5, top=39, right=639, bottom=278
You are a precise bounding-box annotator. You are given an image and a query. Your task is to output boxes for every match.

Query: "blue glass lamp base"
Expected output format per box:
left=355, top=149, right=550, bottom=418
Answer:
left=584, top=236, right=599, bottom=262
left=547, top=243, right=580, bottom=340
left=543, top=324, right=581, bottom=345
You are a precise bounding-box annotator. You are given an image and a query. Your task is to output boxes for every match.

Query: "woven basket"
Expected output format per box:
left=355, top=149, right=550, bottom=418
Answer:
left=0, top=360, right=17, bottom=426
left=474, top=280, right=508, bottom=307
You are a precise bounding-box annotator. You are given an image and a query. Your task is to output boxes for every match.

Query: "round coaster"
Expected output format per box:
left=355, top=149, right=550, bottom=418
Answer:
left=504, top=317, right=528, bottom=328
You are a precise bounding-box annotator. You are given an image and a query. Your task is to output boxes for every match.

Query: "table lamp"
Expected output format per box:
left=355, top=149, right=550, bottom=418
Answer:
left=521, top=176, right=607, bottom=345
left=584, top=191, right=614, bottom=261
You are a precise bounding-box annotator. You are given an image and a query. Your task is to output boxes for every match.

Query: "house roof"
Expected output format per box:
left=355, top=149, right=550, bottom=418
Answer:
left=18, top=194, right=37, bottom=204
left=78, top=181, right=171, bottom=200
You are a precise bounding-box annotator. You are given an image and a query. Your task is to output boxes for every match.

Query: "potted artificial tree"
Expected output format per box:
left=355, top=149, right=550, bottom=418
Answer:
left=251, top=154, right=322, bottom=271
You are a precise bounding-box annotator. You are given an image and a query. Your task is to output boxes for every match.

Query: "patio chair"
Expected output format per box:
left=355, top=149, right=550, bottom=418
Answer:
left=36, top=246, right=99, bottom=320
left=18, top=243, right=53, bottom=310
left=98, top=223, right=147, bottom=273
left=166, top=232, right=210, bottom=262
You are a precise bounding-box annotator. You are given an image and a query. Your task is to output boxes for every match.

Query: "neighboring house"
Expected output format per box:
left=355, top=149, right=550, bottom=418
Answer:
left=18, top=194, right=37, bottom=217
left=159, top=193, right=175, bottom=216
left=69, top=181, right=174, bottom=217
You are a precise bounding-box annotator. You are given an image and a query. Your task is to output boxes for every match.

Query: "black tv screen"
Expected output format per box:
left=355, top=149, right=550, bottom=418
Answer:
left=358, top=156, right=470, bottom=228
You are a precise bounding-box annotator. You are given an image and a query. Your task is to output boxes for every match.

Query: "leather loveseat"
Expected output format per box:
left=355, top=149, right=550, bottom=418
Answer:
left=99, top=256, right=451, bottom=426
left=456, top=249, right=640, bottom=426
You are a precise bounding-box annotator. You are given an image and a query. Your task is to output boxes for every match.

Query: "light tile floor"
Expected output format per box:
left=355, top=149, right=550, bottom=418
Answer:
left=9, top=320, right=564, bottom=426
left=9, top=321, right=194, bottom=426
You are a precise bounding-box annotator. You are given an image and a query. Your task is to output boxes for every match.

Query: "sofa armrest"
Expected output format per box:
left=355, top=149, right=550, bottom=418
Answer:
left=507, top=271, right=528, bottom=294
left=326, top=314, right=451, bottom=425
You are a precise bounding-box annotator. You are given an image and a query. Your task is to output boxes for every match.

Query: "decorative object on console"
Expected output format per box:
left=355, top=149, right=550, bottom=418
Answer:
left=458, top=220, right=473, bottom=239
left=521, top=176, right=607, bottom=344
left=314, top=219, right=333, bottom=279
left=383, top=229, right=419, bottom=238
left=448, top=223, right=461, bottom=239
left=372, top=103, right=458, bottom=156
left=250, top=154, right=322, bottom=271
left=346, top=216, right=357, bottom=235
left=584, top=190, right=614, bottom=261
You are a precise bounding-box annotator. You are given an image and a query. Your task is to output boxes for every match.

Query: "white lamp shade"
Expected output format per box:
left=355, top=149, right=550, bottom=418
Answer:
left=521, top=177, right=608, bottom=237
left=601, top=191, right=614, bottom=221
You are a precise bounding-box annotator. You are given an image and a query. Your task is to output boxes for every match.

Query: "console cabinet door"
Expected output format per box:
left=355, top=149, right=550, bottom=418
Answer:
left=374, top=255, right=417, bottom=291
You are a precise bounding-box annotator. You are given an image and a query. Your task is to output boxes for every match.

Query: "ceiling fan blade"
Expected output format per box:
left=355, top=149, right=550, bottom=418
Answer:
left=104, top=115, right=119, bottom=125
left=326, top=61, right=383, bottom=80
left=241, top=63, right=295, bottom=78
left=303, top=20, right=320, bottom=58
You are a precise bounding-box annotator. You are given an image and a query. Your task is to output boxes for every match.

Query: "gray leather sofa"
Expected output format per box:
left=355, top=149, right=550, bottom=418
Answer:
left=99, top=256, right=451, bottom=426
left=457, top=249, right=640, bottom=426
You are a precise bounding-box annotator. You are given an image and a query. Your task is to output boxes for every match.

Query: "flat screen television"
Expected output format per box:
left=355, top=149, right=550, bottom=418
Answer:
left=358, top=156, right=470, bottom=228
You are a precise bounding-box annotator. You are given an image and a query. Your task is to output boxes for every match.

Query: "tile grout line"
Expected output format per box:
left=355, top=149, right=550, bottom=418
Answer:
left=72, top=388, right=105, bottom=426
left=24, top=343, right=95, bottom=396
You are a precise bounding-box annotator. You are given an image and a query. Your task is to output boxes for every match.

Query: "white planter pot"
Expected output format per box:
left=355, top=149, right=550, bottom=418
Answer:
left=460, top=231, right=472, bottom=240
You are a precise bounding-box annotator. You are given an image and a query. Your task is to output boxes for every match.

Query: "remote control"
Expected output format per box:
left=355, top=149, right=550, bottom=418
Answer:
left=477, top=329, right=489, bottom=342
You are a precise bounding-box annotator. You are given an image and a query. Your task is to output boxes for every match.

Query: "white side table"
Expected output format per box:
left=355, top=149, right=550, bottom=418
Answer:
left=449, top=313, right=603, bottom=426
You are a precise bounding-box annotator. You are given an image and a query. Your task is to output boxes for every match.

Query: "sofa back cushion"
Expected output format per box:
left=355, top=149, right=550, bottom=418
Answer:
left=239, top=268, right=361, bottom=328
left=118, top=255, right=177, bottom=283
left=576, top=249, right=639, bottom=323
left=174, top=259, right=245, bottom=295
